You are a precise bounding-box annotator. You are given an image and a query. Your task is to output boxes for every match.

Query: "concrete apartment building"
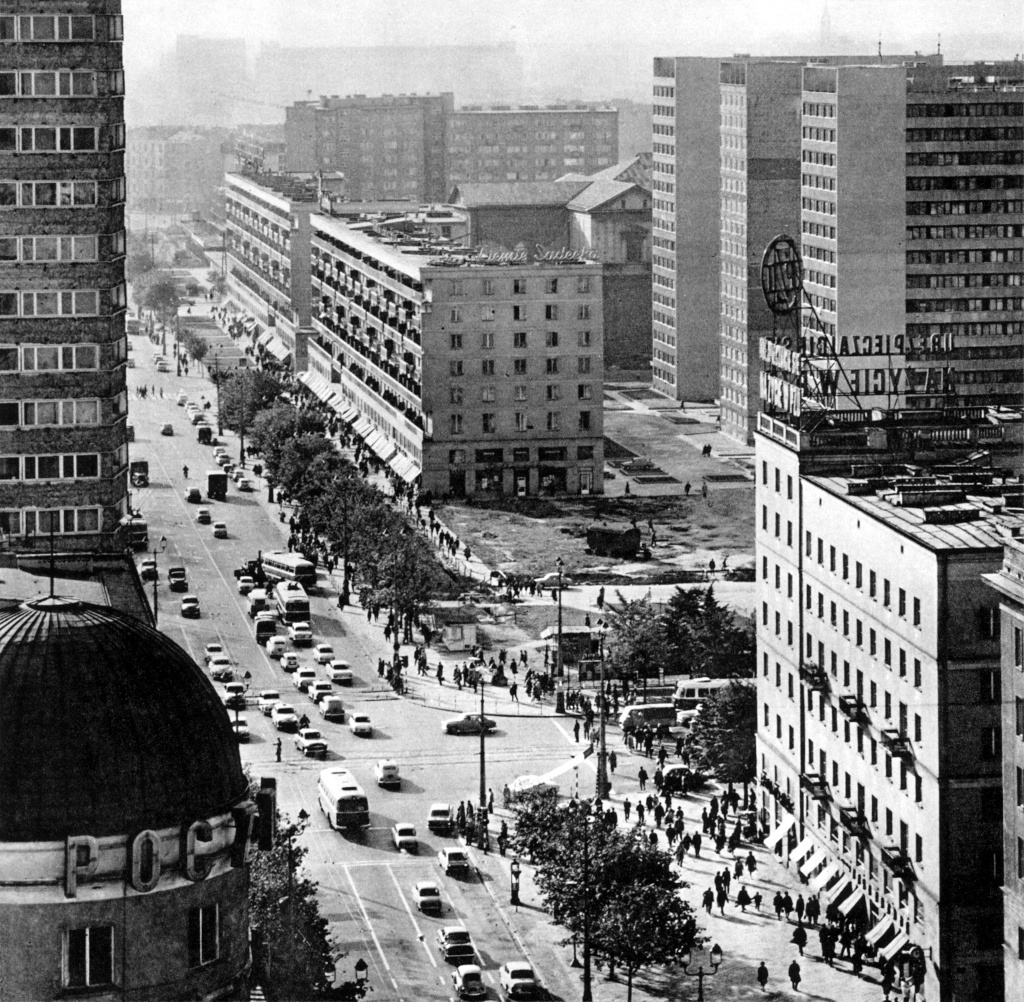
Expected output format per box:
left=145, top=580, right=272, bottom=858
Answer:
left=224, top=172, right=331, bottom=369
left=0, top=2, right=130, bottom=553
left=983, top=530, right=1024, bottom=1000
left=756, top=412, right=1023, bottom=1002
left=306, top=217, right=604, bottom=496
left=447, top=105, right=618, bottom=185
left=284, top=93, right=453, bottom=202
left=125, top=126, right=228, bottom=215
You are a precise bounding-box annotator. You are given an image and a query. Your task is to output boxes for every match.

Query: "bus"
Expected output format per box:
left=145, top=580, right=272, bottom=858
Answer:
left=673, top=677, right=753, bottom=712
left=273, top=581, right=310, bottom=624
left=317, top=768, right=370, bottom=830
left=261, top=551, right=317, bottom=591
left=121, top=515, right=149, bottom=550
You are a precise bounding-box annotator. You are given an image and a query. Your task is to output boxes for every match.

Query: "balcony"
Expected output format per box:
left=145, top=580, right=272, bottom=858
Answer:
left=838, top=804, right=870, bottom=837
left=880, top=844, right=914, bottom=881
left=800, top=773, right=830, bottom=800
left=837, top=694, right=868, bottom=724
left=880, top=729, right=913, bottom=758
left=799, top=662, right=830, bottom=692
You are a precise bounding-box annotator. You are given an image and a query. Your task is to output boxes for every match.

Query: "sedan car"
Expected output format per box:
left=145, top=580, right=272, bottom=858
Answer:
left=411, top=880, right=443, bottom=915
left=436, top=927, right=476, bottom=963
left=288, top=621, right=313, bottom=646
left=427, top=803, right=453, bottom=834
left=237, top=478, right=254, bottom=492
left=374, top=759, right=400, bottom=787
left=294, top=728, right=328, bottom=758
left=328, top=660, right=353, bottom=684
left=313, top=643, right=335, bottom=665
left=308, top=681, right=333, bottom=704
left=221, top=683, right=246, bottom=711
left=139, top=558, right=158, bottom=582
left=212, top=522, right=228, bottom=539
left=231, top=468, right=246, bottom=483
left=499, top=962, right=541, bottom=1000
left=185, top=487, right=202, bottom=504
left=203, top=643, right=225, bottom=664
left=281, top=652, right=301, bottom=673
left=180, top=594, right=201, bottom=619
left=231, top=717, right=250, bottom=743
left=216, top=453, right=232, bottom=467
left=160, top=423, right=173, bottom=436
left=256, top=689, right=282, bottom=714
left=392, top=823, right=418, bottom=852
left=237, top=575, right=255, bottom=595
left=176, top=392, right=188, bottom=406
left=349, top=713, right=372, bottom=737
left=270, top=703, right=299, bottom=732
left=156, top=362, right=171, bottom=373
left=443, top=713, right=497, bottom=736
left=508, top=774, right=558, bottom=802
left=438, top=847, right=471, bottom=876
left=534, top=571, right=574, bottom=589
left=208, top=656, right=233, bottom=682
left=195, top=507, right=212, bottom=525
left=452, top=965, right=486, bottom=1000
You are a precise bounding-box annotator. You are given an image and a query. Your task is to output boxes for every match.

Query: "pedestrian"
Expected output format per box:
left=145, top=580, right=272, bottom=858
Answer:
left=737, top=886, right=751, bottom=911
left=792, top=922, right=807, bottom=956
left=773, top=891, right=784, bottom=919
left=716, top=888, right=727, bottom=914
left=609, top=749, right=617, bottom=773
left=275, top=738, right=282, bottom=762
left=702, top=887, right=714, bottom=914
left=638, top=766, right=648, bottom=791
left=509, top=682, right=519, bottom=702
left=487, top=788, right=494, bottom=814
left=503, top=784, right=511, bottom=809
left=182, top=464, right=189, bottom=479
left=795, top=894, right=805, bottom=923
left=746, top=850, right=757, bottom=875
left=734, top=857, right=744, bottom=880
left=636, top=803, right=645, bottom=825
left=691, top=832, right=701, bottom=857
left=881, top=967, right=895, bottom=1001
left=573, top=719, right=580, bottom=743
left=623, top=798, right=631, bottom=822
left=756, top=961, right=769, bottom=991
left=782, top=892, right=794, bottom=920
left=788, top=960, right=801, bottom=992
left=753, top=890, right=763, bottom=912
left=436, top=663, right=444, bottom=685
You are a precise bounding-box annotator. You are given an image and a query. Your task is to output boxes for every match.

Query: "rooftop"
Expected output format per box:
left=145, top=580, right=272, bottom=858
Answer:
left=455, top=103, right=616, bottom=114
left=227, top=170, right=322, bottom=206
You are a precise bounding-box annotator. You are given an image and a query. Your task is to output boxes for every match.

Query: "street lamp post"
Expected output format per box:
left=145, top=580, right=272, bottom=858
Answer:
left=554, top=556, right=564, bottom=682
left=175, top=311, right=181, bottom=377
left=478, top=678, right=487, bottom=850
left=680, top=944, right=724, bottom=1001
left=595, top=620, right=609, bottom=799
left=152, top=535, right=166, bottom=626
left=509, top=858, right=521, bottom=907
left=580, top=804, right=593, bottom=1002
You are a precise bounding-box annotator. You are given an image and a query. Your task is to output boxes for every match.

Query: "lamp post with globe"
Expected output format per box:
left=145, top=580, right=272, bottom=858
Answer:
left=680, top=943, right=724, bottom=1001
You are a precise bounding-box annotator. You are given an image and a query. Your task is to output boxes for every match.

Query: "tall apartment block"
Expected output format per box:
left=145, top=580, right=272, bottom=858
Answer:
left=446, top=105, right=618, bottom=185
left=284, top=93, right=453, bottom=202
left=651, top=57, right=722, bottom=402
left=984, top=531, right=1024, bottom=1000
left=307, top=218, right=604, bottom=496
left=0, top=3, right=129, bottom=553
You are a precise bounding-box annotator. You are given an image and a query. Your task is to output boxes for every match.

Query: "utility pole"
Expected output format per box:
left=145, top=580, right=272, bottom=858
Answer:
left=175, top=311, right=181, bottom=376
left=478, top=679, right=487, bottom=850
left=555, top=556, right=564, bottom=681
left=596, top=622, right=609, bottom=799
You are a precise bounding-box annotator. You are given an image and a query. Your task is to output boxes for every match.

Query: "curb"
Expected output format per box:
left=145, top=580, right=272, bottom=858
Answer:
left=474, top=857, right=537, bottom=971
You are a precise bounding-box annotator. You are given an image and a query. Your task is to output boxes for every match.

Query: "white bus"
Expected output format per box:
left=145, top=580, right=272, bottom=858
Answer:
left=273, top=581, right=310, bottom=624
left=317, top=768, right=370, bottom=830
left=261, top=551, right=317, bottom=591
left=673, top=677, right=753, bottom=712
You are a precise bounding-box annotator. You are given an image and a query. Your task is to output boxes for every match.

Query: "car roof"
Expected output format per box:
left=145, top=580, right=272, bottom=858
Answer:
left=414, top=880, right=439, bottom=891
left=442, top=925, right=468, bottom=934
left=456, top=965, right=482, bottom=976
left=430, top=802, right=451, bottom=811
left=395, top=822, right=415, bottom=831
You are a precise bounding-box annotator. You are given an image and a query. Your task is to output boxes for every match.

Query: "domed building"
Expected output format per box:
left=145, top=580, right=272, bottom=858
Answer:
left=0, top=596, right=252, bottom=1000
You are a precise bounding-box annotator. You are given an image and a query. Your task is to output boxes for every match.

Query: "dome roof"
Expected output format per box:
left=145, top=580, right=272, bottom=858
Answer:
left=0, top=596, right=248, bottom=842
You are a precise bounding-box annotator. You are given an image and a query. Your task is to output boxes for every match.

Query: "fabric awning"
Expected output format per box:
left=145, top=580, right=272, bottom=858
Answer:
left=338, top=404, right=358, bottom=423
left=389, top=453, right=420, bottom=483
left=823, top=873, right=852, bottom=904
left=865, top=916, right=895, bottom=946
left=878, top=931, right=910, bottom=962
left=369, top=434, right=397, bottom=463
left=764, top=815, right=795, bottom=849
left=792, top=836, right=817, bottom=862
left=364, top=429, right=386, bottom=454
left=265, top=336, right=291, bottom=361
left=298, top=371, right=331, bottom=401
left=808, top=860, right=842, bottom=892
left=799, top=847, right=829, bottom=876
left=256, top=330, right=274, bottom=348
left=838, top=887, right=866, bottom=915
left=353, top=417, right=373, bottom=439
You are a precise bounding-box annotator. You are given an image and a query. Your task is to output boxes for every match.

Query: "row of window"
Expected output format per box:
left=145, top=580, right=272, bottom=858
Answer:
left=906, top=102, right=1023, bottom=118
left=449, top=331, right=592, bottom=350
left=0, top=343, right=100, bottom=371
left=906, top=199, right=1024, bottom=216
left=0, top=14, right=121, bottom=42
left=0, top=69, right=124, bottom=97
left=449, top=356, right=585, bottom=377
left=803, top=243, right=836, bottom=264
left=0, top=452, right=99, bottom=481
left=907, top=247, right=1023, bottom=264
left=907, top=173, right=1023, bottom=192
left=802, top=102, right=836, bottom=118
left=906, top=126, right=1024, bottom=142
left=0, top=234, right=99, bottom=263
left=802, top=196, right=836, bottom=215
left=0, top=398, right=100, bottom=427
left=906, top=296, right=1024, bottom=313
left=802, top=172, right=836, bottom=192
left=906, top=222, right=1024, bottom=240
left=446, top=276, right=592, bottom=297
left=448, top=304, right=592, bottom=323
left=450, top=384, right=593, bottom=404
left=802, top=126, right=836, bottom=143
left=449, top=445, right=591, bottom=465
left=0, top=125, right=125, bottom=154
left=0, top=507, right=101, bottom=537
left=62, top=907, right=218, bottom=991
left=907, top=272, right=1022, bottom=289
left=0, top=290, right=100, bottom=317
left=0, top=178, right=123, bottom=208
left=906, top=149, right=1023, bottom=166
left=802, top=150, right=837, bottom=167
left=801, top=221, right=836, bottom=240
left=449, top=410, right=592, bottom=435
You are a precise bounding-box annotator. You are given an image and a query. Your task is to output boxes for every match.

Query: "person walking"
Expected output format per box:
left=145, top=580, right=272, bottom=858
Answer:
left=756, top=962, right=769, bottom=992
left=691, top=832, right=701, bottom=857
left=609, top=749, right=617, bottom=774
left=487, top=788, right=494, bottom=814
left=788, top=960, right=801, bottom=992
left=638, top=766, right=648, bottom=791
left=182, top=464, right=189, bottom=479
left=573, top=719, right=580, bottom=743
left=623, top=798, right=631, bottom=822
left=792, top=922, right=808, bottom=956
left=782, top=892, right=794, bottom=920
left=509, top=682, right=519, bottom=702
left=275, top=738, right=282, bottom=763
left=737, top=886, right=751, bottom=912
left=702, top=887, right=714, bottom=914
left=753, top=890, right=763, bottom=912
left=795, top=894, right=805, bottom=923
left=773, top=891, right=784, bottom=919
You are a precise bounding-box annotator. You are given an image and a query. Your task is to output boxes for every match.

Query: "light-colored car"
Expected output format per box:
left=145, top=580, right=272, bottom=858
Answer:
left=208, top=656, right=233, bottom=682
left=392, top=823, right=418, bottom=852
left=309, top=681, right=333, bottom=704
left=266, top=636, right=288, bottom=659
left=156, top=361, right=170, bottom=373
left=160, top=422, right=173, bottom=435
left=499, top=962, right=541, bottom=1000
left=180, top=594, right=201, bottom=618
left=374, top=759, right=400, bottom=787
left=293, top=667, right=317, bottom=692
left=412, top=880, right=443, bottom=914
left=349, top=713, right=372, bottom=737
left=176, top=392, right=188, bottom=406
left=288, top=621, right=313, bottom=645
left=328, top=660, right=353, bottom=684
left=270, top=703, right=299, bottom=731
left=319, top=695, right=345, bottom=722
left=216, top=453, right=231, bottom=467
left=237, top=575, right=255, bottom=595
left=427, top=803, right=453, bottom=834
left=438, top=847, right=471, bottom=876
left=443, top=713, right=497, bottom=736
left=313, top=643, right=335, bottom=665
left=139, top=558, right=158, bottom=582
left=191, top=411, right=207, bottom=425
left=231, top=468, right=246, bottom=483
left=281, top=652, right=301, bottom=673
left=185, top=487, right=202, bottom=504
left=238, top=478, right=254, bottom=492
left=195, top=507, right=212, bottom=525
left=507, top=775, right=558, bottom=802
left=534, top=571, right=574, bottom=589
left=452, top=965, right=486, bottom=1000
left=436, top=927, right=475, bottom=963
left=256, top=689, right=282, bottom=714
left=212, top=522, right=228, bottom=539
left=231, top=717, right=250, bottom=743
left=221, top=682, right=246, bottom=711
left=294, top=728, right=328, bottom=758
left=203, top=643, right=224, bottom=664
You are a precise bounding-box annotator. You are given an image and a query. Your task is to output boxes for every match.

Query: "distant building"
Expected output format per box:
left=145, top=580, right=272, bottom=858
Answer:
left=305, top=218, right=605, bottom=496
left=126, top=126, right=230, bottom=216
left=451, top=155, right=652, bottom=371
left=285, top=93, right=453, bottom=202
left=232, top=125, right=286, bottom=174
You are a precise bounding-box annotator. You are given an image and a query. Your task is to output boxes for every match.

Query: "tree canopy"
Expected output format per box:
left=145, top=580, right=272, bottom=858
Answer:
left=138, top=271, right=180, bottom=324
left=687, top=680, right=757, bottom=787
left=218, top=370, right=285, bottom=435
left=602, top=594, right=665, bottom=685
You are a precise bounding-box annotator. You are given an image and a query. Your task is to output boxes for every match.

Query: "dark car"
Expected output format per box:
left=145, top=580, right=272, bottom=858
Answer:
left=185, top=487, right=202, bottom=504
left=168, top=567, right=188, bottom=593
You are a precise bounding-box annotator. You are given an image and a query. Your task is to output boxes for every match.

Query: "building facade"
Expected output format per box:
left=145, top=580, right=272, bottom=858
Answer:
left=308, top=217, right=604, bottom=496
left=125, top=125, right=229, bottom=215
left=983, top=530, right=1024, bottom=1001
left=284, top=93, right=453, bottom=202
left=224, top=171, right=326, bottom=369
left=0, top=1, right=129, bottom=553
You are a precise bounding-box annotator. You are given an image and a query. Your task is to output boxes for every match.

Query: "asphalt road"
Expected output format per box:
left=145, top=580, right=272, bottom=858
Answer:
left=127, top=339, right=591, bottom=1002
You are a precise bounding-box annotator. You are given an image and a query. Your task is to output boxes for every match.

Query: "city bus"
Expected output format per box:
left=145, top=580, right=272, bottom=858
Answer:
left=273, top=581, right=310, bottom=624
left=317, top=768, right=370, bottom=830
left=121, top=515, right=149, bottom=550
left=261, top=551, right=317, bottom=591
left=672, top=677, right=753, bottom=712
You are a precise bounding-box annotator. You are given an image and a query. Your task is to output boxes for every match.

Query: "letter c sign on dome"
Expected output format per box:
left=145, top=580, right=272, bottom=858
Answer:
left=129, top=830, right=162, bottom=892
left=182, top=820, right=214, bottom=882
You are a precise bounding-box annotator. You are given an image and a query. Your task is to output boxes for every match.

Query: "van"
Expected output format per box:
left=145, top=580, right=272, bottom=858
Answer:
left=266, top=636, right=288, bottom=658
left=254, top=614, right=277, bottom=646
left=618, top=703, right=679, bottom=735
left=320, top=696, right=346, bottom=722
left=248, top=589, right=268, bottom=617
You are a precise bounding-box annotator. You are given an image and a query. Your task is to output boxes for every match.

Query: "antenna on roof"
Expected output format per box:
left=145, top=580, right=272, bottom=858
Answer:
left=937, top=33, right=941, bottom=55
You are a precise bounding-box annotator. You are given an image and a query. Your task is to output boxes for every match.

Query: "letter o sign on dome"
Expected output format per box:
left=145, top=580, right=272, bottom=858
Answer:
left=129, top=829, right=162, bottom=892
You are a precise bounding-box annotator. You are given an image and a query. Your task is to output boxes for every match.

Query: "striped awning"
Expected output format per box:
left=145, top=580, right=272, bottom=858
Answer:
left=338, top=404, right=358, bottom=423
left=823, top=872, right=852, bottom=904
left=808, top=860, right=842, bottom=892
left=353, top=417, right=373, bottom=439
left=799, top=847, right=829, bottom=876
left=764, top=815, right=795, bottom=849
left=878, top=931, right=910, bottom=962
left=865, top=916, right=895, bottom=945
left=389, top=453, right=421, bottom=483
left=256, top=330, right=274, bottom=348
left=838, top=887, right=866, bottom=915
left=792, top=836, right=817, bottom=862
left=264, top=335, right=291, bottom=361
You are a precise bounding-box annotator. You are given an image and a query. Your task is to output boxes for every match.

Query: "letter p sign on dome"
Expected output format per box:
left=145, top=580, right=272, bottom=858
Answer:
left=761, top=235, right=803, bottom=316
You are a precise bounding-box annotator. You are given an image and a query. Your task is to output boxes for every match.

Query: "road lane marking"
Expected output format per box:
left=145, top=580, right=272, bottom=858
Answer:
left=343, top=865, right=395, bottom=982
left=388, top=868, right=437, bottom=968
left=552, top=721, right=597, bottom=773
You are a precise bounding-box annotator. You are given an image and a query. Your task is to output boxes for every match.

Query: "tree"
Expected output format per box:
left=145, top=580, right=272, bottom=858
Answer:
left=603, top=593, right=665, bottom=688
left=661, top=586, right=755, bottom=679
left=687, top=680, right=757, bottom=795
left=250, top=404, right=326, bottom=480
left=180, top=330, right=209, bottom=365
left=138, top=271, right=180, bottom=326
left=126, top=246, right=155, bottom=284
left=249, top=809, right=335, bottom=1000
left=206, top=269, right=227, bottom=297
left=218, top=370, right=285, bottom=436
left=274, top=434, right=339, bottom=499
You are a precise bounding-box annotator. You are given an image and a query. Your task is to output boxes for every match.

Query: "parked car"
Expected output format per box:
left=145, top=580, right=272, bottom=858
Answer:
left=392, top=823, right=418, bottom=852
left=436, top=927, right=475, bottom=963
left=499, top=962, right=541, bottom=1000
left=212, top=522, right=228, bottom=539
left=411, top=880, right=443, bottom=915
left=534, top=571, right=574, bottom=589
left=443, top=713, right=497, bottom=736
left=427, top=803, right=453, bottom=834
left=185, top=487, right=202, bottom=504
left=195, top=507, right=211, bottom=525
left=374, top=759, right=400, bottom=787
left=438, top=847, right=471, bottom=876
left=313, top=643, right=335, bottom=665
left=180, top=594, right=201, bottom=618
left=288, top=621, right=313, bottom=645
left=139, top=558, right=158, bottom=582
left=294, top=728, right=328, bottom=758
left=231, top=468, right=246, bottom=483
left=281, top=652, right=301, bottom=673
left=266, top=636, right=288, bottom=659
left=231, top=718, right=250, bottom=743
left=176, top=392, right=188, bottom=406
left=237, top=575, right=255, bottom=595
left=257, top=689, right=282, bottom=714
left=349, top=713, right=372, bottom=737
left=208, top=656, right=233, bottom=682
left=270, top=703, right=299, bottom=731
left=328, top=660, right=353, bottom=684
left=452, top=965, right=486, bottom=1000
left=160, top=423, right=173, bottom=436
left=238, top=478, right=254, bottom=492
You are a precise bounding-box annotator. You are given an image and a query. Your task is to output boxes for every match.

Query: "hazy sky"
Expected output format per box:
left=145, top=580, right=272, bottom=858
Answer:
left=124, top=0, right=1024, bottom=69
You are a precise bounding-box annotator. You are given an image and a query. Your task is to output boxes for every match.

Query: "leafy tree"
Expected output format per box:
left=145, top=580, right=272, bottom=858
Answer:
left=138, top=271, right=180, bottom=326
left=274, top=434, right=339, bottom=499
left=603, top=593, right=665, bottom=687
left=180, top=330, right=209, bottom=365
left=206, top=269, right=227, bottom=297
left=661, top=586, right=755, bottom=679
left=249, top=809, right=335, bottom=1000
left=687, top=680, right=757, bottom=795
left=218, top=370, right=285, bottom=436
left=250, top=404, right=326, bottom=479
left=126, top=246, right=155, bottom=283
